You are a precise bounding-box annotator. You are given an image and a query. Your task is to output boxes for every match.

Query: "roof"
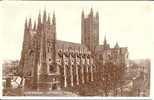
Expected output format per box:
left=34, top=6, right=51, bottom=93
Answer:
left=56, top=40, right=88, bottom=50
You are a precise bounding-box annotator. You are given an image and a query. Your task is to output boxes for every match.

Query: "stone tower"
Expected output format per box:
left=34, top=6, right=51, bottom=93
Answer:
left=18, top=10, right=59, bottom=90
left=37, top=10, right=58, bottom=90
left=39, top=10, right=57, bottom=75
left=81, top=8, right=99, bottom=53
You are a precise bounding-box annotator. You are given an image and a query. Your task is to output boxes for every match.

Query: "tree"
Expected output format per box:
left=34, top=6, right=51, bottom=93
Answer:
left=97, top=61, right=125, bottom=96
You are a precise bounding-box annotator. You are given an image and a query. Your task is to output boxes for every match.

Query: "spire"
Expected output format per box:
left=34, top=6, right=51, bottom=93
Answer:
left=90, top=8, right=93, bottom=16
left=104, top=35, right=107, bottom=45
left=28, top=17, right=32, bottom=30
left=37, top=11, right=42, bottom=32
left=47, top=13, right=51, bottom=24
left=96, top=11, right=99, bottom=18
left=52, top=11, right=56, bottom=25
left=38, top=11, right=41, bottom=24
left=33, top=20, right=36, bottom=31
left=103, top=35, right=109, bottom=49
left=115, top=42, right=119, bottom=48
left=43, top=9, right=47, bottom=23
left=24, top=18, right=28, bottom=30
left=82, top=9, right=84, bottom=18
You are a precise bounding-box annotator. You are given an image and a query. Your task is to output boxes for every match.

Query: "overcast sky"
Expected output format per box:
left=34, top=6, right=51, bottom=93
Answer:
left=0, top=1, right=153, bottom=60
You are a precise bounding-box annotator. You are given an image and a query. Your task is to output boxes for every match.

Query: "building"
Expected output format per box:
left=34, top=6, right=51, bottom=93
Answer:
left=2, top=60, right=19, bottom=90
left=3, top=60, right=19, bottom=78
left=18, top=9, right=128, bottom=91
left=95, top=37, right=128, bottom=66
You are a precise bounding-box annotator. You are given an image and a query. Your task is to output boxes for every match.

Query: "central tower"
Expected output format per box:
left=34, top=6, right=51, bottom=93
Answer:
left=81, top=8, right=99, bottom=53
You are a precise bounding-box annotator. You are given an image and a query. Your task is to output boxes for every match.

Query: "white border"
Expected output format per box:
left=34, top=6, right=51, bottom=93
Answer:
left=0, top=1, right=153, bottom=99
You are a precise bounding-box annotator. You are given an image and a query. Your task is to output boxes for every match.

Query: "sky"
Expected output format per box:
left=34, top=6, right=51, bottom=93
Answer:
left=0, top=1, right=153, bottom=60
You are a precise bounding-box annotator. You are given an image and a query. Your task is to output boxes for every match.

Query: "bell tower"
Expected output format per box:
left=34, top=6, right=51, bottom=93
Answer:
left=81, top=8, right=99, bottom=53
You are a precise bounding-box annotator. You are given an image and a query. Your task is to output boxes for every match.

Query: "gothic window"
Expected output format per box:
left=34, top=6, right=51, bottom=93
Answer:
left=48, top=47, right=50, bottom=53
left=52, top=84, right=57, bottom=90
left=47, top=41, right=51, bottom=53
left=48, top=41, right=50, bottom=46
left=29, top=50, right=33, bottom=56
left=49, top=65, right=54, bottom=72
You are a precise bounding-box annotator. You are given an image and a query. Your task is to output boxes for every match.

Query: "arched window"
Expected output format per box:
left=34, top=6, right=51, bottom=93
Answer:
left=52, top=84, right=57, bottom=90
left=49, top=65, right=54, bottom=72
left=48, top=47, right=50, bottom=52
left=29, top=50, right=33, bottom=56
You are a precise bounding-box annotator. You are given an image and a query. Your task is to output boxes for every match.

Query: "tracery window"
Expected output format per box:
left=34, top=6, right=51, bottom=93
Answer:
left=49, top=65, right=54, bottom=72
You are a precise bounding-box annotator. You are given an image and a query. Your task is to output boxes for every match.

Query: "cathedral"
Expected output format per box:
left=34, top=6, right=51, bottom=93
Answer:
left=18, top=8, right=128, bottom=91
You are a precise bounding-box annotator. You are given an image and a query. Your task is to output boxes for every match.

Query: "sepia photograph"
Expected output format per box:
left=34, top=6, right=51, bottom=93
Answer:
left=0, top=1, right=152, bottom=98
